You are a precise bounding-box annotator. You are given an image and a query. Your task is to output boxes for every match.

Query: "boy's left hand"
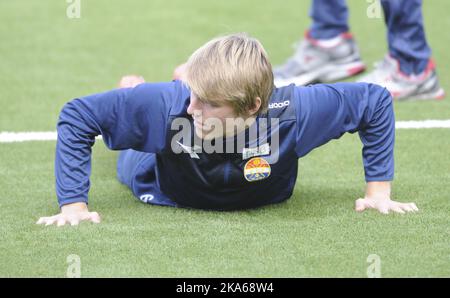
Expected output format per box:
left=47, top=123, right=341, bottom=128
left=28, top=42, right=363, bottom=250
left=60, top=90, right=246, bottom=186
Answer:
left=355, top=197, right=419, bottom=214
left=355, top=181, right=419, bottom=214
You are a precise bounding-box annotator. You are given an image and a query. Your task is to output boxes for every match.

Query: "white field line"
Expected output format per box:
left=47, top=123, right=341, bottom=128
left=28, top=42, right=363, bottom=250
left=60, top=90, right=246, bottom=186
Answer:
left=1, top=120, right=450, bottom=143
left=0, top=132, right=102, bottom=143
left=395, top=119, right=450, bottom=129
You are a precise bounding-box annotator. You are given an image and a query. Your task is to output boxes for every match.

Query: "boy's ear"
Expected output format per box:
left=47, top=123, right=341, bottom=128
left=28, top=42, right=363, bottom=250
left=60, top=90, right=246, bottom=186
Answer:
left=248, top=97, right=262, bottom=116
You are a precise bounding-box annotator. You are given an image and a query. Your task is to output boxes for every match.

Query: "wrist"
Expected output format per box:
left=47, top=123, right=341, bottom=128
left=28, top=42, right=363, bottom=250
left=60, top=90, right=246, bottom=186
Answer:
left=366, top=181, right=391, bottom=198
left=61, top=202, right=88, bottom=213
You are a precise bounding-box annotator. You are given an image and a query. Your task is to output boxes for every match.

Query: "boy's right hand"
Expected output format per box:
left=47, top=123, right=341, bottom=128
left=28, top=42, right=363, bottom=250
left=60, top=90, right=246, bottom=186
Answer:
left=118, top=75, right=145, bottom=88
left=36, top=202, right=100, bottom=227
left=173, top=63, right=187, bottom=81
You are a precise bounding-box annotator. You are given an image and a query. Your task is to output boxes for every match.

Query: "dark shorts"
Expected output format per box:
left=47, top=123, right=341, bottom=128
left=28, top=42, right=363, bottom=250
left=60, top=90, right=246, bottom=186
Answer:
left=117, top=149, right=178, bottom=207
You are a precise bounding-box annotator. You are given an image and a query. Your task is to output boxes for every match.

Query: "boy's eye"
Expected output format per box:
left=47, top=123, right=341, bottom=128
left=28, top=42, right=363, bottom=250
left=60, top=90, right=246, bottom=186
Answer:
left=201, top=99, right=220, bottom=108
left=208, top=102, right=221, bottom=108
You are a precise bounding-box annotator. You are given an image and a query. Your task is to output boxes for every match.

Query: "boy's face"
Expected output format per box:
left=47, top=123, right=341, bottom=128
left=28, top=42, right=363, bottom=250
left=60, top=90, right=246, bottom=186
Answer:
left=187, top=92, right=248, bottom=140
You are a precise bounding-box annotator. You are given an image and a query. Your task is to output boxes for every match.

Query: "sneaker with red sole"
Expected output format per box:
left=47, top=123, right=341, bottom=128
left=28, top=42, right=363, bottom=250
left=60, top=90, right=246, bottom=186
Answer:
left=274, top=31, right=366, bottom=87
left=358, top=55, right=445, bottom=101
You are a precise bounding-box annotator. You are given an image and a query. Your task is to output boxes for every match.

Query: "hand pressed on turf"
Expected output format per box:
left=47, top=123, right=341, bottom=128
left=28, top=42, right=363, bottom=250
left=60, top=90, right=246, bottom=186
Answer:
left=355, top=181, right=419, bottom=214
left=355, top=197, right=419, bottom=214
left=36, top=202, right=100, bottom=227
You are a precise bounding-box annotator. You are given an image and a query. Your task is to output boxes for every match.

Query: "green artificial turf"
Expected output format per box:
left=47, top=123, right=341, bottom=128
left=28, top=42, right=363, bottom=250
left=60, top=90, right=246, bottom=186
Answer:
left=0, top=0, right=449, bottom=277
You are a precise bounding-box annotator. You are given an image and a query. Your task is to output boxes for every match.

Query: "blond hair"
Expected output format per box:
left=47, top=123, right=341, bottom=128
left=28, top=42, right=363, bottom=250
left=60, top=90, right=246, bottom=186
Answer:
left=184, top=33, right=274, bottom=116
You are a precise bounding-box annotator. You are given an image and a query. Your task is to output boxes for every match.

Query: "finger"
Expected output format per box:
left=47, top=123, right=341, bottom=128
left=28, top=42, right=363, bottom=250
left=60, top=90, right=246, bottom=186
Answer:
left=404, top=203, right=419, bottom=213
left=45, top=216, right=58, bottom=226
left=379, top=209, right=389, bottom=214
left=410, top=203, right=419, bottom=212
left=391, top=205, right=405, bottom=214
left=69, top=218, right=80, bottom=226
left=89, top=212, right=101, bottom=224
left=355, top=198, right=369, bottom=212
left=56, top=217, right=67, bottom=227
left=399, top=204, right=414, bottom=213
left=378, top=205, right=390, bottom=214
left=36, top=217, right=49, bottom=225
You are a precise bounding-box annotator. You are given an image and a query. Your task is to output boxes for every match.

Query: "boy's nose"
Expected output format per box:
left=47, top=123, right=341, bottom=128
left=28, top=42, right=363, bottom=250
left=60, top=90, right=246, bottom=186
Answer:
left=187, top=97, right=201, bottom=116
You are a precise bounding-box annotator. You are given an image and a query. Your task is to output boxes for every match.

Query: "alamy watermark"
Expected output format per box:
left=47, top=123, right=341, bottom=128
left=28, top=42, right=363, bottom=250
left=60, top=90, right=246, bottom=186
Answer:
left=66, top=0, right=81, bottom=19
left=170, top=115, right=280, bottom=163
left=66, top=254, right=81, bottom=278
left=366, top=254, right=381, bottom=278
left=366, top=0, right=382, bottom=19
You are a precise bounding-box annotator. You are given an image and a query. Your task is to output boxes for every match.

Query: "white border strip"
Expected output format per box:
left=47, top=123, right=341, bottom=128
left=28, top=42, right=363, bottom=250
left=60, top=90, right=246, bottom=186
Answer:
left=1, top=120, right=450, bottom=143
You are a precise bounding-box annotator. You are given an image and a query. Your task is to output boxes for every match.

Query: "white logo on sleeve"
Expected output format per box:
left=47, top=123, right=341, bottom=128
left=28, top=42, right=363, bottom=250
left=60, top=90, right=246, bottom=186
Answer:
left=139, top=194, right=154, bottom=203
left=268, top=100, right=290, bottom=109
left=176, top=141, right=201, bottom=159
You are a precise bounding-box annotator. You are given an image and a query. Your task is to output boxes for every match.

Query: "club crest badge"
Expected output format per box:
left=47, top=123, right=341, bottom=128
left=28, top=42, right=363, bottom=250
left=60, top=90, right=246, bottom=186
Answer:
left=243, top=157, right=271, bottom=182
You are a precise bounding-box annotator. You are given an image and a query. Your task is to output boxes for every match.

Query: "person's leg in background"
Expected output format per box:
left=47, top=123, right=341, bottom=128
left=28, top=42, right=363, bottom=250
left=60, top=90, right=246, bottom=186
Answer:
left=384, top=0, right=430, bottom=75
left=309, top=0, right=349, bottom=39
left=274, top=0, right=365, bottom=87
left=359, top=0, right=445, bottom=100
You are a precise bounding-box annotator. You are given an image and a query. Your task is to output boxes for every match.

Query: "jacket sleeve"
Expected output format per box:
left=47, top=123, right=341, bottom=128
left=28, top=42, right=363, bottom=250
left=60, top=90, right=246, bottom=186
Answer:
left=55, top=81, right=188, bottom=207
left=294, top=82, right=395, bottom=182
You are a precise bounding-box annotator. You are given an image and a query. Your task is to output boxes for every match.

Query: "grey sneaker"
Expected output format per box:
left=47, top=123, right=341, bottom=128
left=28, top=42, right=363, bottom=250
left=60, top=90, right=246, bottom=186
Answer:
left=274, top=31, right=366, bottom=87
left=358, top=55, right=445, bottom=101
